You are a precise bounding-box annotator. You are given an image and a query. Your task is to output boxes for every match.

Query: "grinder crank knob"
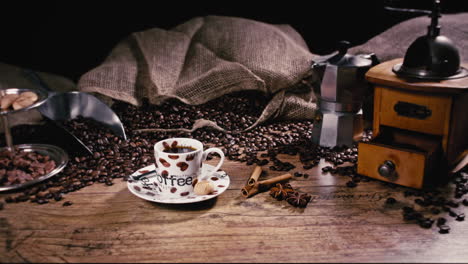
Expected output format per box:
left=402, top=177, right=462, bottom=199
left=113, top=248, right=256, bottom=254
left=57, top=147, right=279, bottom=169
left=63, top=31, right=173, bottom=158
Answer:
left=378, top=160, right=397, bottom=180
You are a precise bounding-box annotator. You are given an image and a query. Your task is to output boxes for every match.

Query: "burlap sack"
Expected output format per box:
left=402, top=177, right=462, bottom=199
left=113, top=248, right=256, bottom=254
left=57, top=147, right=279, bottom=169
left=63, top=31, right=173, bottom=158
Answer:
left=349, top=12, right=468, bottom=63
left=77, top=13, right=468, bottom=133
left=78, top=16, right=319, bottom=132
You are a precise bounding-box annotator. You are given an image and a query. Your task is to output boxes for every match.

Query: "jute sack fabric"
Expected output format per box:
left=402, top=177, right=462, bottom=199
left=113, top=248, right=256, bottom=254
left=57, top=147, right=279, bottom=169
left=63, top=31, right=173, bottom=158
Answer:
left=78, top=16, right=319, bottom=132
left=349, top=13, right=468, bottom=65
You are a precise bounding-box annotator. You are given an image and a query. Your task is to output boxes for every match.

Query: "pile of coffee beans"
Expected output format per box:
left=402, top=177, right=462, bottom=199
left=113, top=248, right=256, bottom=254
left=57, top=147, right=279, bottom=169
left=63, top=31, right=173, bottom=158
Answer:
left=0, top=89, right=466, bottom=235
left=0, top=91, right=318, bottom=204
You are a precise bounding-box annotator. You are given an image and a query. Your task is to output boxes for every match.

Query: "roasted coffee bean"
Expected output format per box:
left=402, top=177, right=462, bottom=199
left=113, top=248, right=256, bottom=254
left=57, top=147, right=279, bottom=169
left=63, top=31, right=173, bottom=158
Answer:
left=414, top=198, right=425, bottom=206
left=37, top=199, right=48, bottom=205
left=418, top=218, right=434, bottom=229
left=437, top=217, right=447, bottom=226
left=439, top=225, right=450, bottom=234
left=463, top=199, right=468, bottom=206
left=54, top=194, right=63, bottom=201
left=448, top=210, right=458, bottom=217
left=294, top=172, right=303, bottom=177
left=456, top=213, right=465, bottom=221
left=404, top=211, right=422, bottom=221
left=346, top=181, right=357, bottom=188
left=63, top=201, right=73, bottom=206
left=351, top=176, right=361, bottom=183
left=0, top=148, right=57, bottom=186
left=385, top=197, right=397, bottom=205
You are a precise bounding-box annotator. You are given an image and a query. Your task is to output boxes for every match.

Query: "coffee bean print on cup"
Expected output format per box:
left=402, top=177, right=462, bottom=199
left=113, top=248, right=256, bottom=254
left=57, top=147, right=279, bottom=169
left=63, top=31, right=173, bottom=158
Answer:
left=186, top=154, right=195, bottom=161
left=159, top=158, right=171, bottom=167
left=170, top=187, right=177, bottom=193
left=161, top=170, right=169, bottom=178
left=176, top=162, right=189, bottom=171
left=168, top=155, right=179, bottom=160
left=162, top=141, right=170, bottom=149
left=192, top=178, right=198, bottom=187
left=171, top=141, right=178, bottom=148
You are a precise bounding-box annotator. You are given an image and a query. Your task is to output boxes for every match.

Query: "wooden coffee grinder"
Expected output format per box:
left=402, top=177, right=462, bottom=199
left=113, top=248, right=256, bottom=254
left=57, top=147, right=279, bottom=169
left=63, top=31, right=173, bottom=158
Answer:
left=357, top=1, right=468, bottom=189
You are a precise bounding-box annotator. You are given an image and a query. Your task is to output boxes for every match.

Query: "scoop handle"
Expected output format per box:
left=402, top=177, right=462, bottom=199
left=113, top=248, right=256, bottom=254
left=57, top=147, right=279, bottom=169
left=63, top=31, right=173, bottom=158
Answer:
left=23, top=69, right=55, bottom=95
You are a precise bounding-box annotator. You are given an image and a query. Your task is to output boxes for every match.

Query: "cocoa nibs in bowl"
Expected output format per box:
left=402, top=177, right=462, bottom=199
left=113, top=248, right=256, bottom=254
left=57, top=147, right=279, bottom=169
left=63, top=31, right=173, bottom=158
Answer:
left=0, top=148, right=56, bottom=186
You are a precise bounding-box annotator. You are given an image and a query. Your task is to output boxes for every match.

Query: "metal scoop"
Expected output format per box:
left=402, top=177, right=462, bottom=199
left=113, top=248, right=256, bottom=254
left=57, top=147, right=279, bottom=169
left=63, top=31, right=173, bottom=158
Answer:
left=24, top=69, right=127, bottom=141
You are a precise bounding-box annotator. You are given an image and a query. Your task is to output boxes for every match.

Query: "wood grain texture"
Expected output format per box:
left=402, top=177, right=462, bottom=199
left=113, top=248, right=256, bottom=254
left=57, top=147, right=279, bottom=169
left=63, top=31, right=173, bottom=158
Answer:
left=357, top=141, right=426, bottom=189
left=366, top=59, right=468, bottom=179
left=1, top=155, right=467, bottom=263
left=447, top=91, right=468, bottom=164
left=378, top=87, right=452, bottom=137
left=365, top=59, right=468, bottom=94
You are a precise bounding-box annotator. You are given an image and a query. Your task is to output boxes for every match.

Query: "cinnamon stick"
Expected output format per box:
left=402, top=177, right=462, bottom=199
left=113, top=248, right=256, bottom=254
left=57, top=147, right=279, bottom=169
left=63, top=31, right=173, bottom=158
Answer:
left=241, top=173, right=292, bottom=198
left=247, top=165, right=263, bottom=186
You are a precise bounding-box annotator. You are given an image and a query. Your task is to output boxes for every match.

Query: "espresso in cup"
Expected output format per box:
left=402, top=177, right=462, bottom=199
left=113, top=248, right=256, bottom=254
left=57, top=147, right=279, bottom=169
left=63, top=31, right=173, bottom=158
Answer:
left=154, top=138, right=225, bottom=197
left=162, top=141, right=197, bottom=153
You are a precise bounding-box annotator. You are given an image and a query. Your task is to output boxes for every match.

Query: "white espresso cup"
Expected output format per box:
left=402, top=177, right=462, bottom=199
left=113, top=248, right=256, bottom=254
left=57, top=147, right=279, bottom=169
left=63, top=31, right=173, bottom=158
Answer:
left=153, top=138, right=225, bottom=197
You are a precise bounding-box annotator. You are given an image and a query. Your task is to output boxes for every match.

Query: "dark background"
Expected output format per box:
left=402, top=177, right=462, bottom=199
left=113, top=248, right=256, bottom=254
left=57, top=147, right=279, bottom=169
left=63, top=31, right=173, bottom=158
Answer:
left=1, top=1, right=467, bottom=82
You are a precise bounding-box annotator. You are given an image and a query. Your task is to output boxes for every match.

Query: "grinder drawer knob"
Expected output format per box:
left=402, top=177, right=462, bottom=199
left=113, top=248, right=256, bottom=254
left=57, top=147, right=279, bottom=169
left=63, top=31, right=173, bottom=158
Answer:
left=378, top=160, right=396, bottom=179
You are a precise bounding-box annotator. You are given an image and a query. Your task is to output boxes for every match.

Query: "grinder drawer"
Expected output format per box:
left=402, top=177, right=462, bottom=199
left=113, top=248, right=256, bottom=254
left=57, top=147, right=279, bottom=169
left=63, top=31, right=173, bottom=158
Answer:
left=377, top=87, right=452, bottom=136
left=357, top=129, right=443, bottom=189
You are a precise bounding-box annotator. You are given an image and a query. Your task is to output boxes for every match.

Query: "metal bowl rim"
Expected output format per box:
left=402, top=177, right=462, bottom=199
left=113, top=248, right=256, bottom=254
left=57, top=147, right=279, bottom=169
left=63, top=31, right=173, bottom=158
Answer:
left=0, top=88, right=49, bottom=116
left=0, top=143, right=68, bottom=192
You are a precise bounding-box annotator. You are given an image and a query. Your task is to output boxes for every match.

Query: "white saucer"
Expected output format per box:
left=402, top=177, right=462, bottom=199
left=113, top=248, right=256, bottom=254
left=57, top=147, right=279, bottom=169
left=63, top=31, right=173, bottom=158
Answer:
left=127, top=164, right=230, bottom=204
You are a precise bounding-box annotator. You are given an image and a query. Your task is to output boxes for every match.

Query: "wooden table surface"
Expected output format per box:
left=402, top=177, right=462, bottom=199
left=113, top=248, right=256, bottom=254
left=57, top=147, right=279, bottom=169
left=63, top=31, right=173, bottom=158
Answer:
left=1, top=153, right=467, bottom=263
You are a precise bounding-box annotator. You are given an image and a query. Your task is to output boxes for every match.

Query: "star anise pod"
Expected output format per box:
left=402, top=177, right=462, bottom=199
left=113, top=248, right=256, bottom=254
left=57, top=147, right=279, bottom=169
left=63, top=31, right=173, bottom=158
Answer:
left=286, top=192, right=312, bottom=208
left=269, top=183, right=294, bottom=201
